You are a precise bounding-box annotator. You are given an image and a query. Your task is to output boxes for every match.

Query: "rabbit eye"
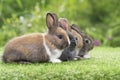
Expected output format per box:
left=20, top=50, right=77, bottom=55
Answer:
left=86, top=40, right=89, bottom=43
left=75, top=37, right=78, bottom=40
left=57, top=35, right=63, bottom=39
left=85, top=39, right=90, bottom=44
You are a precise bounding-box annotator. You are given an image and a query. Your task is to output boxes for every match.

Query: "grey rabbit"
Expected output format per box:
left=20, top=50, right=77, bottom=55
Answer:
left=59, top=32, right=79, bottom=61
left=71, top=24, right=94, bottom=58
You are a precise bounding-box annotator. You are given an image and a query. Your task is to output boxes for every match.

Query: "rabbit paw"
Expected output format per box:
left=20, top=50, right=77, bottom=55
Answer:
left=83, top=54, right=91, bottom=59
left=73, top=58, right=78, bottom=60
left=74, top=56, right=81, bottom=60
left=50, top=59, right=62, bottom=63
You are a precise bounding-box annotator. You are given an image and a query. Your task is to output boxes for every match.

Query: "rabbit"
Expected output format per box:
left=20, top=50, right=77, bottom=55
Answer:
left=58, top=18, right=83, bottom=61
left=2, top=13, right=70, bottom=63
left=71, top=24, right=94, bottom=59
left=59, top=32, right=77, bottom=61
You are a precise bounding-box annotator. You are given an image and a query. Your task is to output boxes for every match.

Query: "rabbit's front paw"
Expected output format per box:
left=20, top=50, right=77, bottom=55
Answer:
left=83, top=54, right=90, bottom=59
left=50, top=59, right=62, bottom=63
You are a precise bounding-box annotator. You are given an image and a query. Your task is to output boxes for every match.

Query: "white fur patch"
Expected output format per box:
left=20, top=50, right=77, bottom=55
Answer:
left=49, top=58, right=61, bottom=63
left=83, top=53, right=91, bottom=59
left=42, top=34, right=51, bottom=57
left=42, top=34, right=62, bottom=63
left=67, top=35, right=70, bottom=45
left=73, top=58, right=78, bottom=60
left=49, top=49, right=63, bottom=63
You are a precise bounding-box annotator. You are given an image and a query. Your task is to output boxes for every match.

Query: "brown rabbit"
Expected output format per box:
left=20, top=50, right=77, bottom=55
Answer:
left=2, top=13, right=70, bottom=63
left=58, top=18, right=83, bottom=61
left=71, top=24, right=94, bottom=58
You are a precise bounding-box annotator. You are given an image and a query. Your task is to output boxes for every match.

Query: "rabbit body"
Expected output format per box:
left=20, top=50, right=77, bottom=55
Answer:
left=2, top=13, right=70, bottom=63
left=3, top=33, right=49, bottom=63
left=59, top=18, right=83, bottom=61
left=71, top=24, right=94, bottom=59
left=78, top=34, right=94, bottom=58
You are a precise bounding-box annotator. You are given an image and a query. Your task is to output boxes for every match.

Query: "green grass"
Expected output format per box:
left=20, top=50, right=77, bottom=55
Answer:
left=0, top=47, right=120, bottom=80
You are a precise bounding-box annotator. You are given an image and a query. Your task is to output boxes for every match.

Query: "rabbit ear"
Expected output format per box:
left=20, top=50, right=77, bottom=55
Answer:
left=46, top=13, right=58, bottom=31
left=71, top=24, right=86, bottom=37
left=71, top=24, right=81, bottom=34
left=59, top=18, right=70, bottom=31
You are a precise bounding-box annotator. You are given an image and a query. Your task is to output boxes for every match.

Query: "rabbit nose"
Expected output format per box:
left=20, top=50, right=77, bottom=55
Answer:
left=70, top=39, right=76, bottom=47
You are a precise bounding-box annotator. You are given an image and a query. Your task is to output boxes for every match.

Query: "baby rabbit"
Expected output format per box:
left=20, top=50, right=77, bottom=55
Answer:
left=71, top=24, right=94, bottom=59
left=2, top=13, right=70, bottom=63
left=59, top=18, right=83, bottom=61
left=59, top=32, right=77, bottom=61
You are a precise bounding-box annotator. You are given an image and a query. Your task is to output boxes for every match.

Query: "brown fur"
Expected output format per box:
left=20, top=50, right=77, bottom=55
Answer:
left=3, top=33, right=49, bottom=63
left=45, top=27, right=69, bottom=50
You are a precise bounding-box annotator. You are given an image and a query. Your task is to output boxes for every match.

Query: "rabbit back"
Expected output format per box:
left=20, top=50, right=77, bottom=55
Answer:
left=3, top=33, right=49, bottom=63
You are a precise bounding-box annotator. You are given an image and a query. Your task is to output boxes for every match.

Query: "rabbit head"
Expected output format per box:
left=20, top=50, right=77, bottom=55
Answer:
left=45, top=13, right=70, bottom=50
left=71, top=24, right=94, bottom=58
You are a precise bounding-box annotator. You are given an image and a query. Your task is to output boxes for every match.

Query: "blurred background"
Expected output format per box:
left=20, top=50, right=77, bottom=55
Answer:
left=0, top=0, right=120, bottom=47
